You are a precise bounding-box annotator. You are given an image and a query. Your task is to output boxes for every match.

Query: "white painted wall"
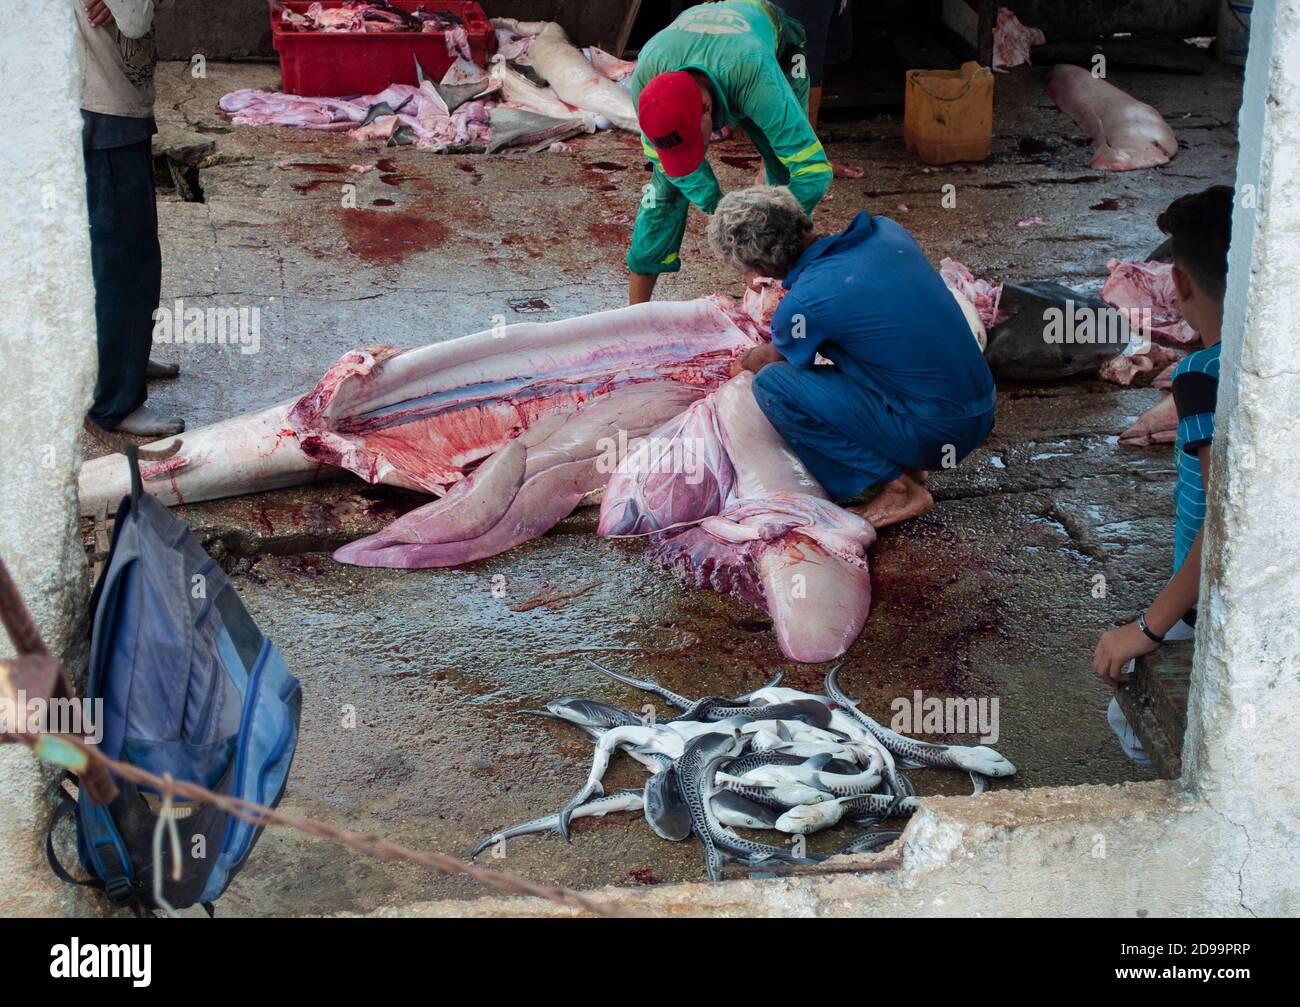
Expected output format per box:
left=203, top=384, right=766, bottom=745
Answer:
left=1185, top=0, right=1300, bottom=915
left=0, top=0, right=100, bottom=915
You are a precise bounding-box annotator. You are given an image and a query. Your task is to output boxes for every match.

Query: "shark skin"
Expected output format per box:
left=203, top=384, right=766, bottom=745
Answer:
left=1046, top=64, right=1178, bottom=172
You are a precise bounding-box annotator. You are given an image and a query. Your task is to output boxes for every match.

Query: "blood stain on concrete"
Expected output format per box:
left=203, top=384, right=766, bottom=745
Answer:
left=341, top=210, right=450, bottom=262
left=586, top=220, right=630, bottom=246
left=287, top=162, right=349, bottom=173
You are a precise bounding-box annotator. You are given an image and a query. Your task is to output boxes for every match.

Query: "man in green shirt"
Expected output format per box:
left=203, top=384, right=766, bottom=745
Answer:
left=627, top=0, right=832, bottom=304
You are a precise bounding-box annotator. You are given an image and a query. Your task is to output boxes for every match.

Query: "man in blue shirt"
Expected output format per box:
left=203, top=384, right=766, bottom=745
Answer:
left=1094, top=187, right=1233, bottom=761
left=707, top=186, right=995, bottom=527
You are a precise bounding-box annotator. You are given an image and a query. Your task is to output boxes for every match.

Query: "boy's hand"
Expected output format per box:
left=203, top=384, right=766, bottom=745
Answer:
left=85, top=1, right=116, bottom=28
left=1093, top=621, right=1159, bottom=686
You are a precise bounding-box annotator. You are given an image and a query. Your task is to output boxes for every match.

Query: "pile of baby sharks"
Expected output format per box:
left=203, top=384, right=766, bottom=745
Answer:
left=469, top=662, right=1016, bottom=881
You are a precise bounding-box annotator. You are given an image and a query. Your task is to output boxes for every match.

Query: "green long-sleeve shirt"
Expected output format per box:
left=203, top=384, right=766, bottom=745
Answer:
left=627, top=0, right=832, bottom=276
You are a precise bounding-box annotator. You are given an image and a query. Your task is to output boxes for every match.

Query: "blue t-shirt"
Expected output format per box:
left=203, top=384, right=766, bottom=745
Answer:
left=1171, top=342, right=1222, bottom=572
left=770, top=213, right=995, bottom=420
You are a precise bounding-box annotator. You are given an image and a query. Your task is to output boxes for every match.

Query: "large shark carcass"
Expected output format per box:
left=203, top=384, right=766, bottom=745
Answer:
left=78, top=295, right=883, bottom=662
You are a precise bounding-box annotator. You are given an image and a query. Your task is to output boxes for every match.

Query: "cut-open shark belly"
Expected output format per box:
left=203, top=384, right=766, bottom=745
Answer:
left=599, top=373, right=876, bottom=663
left=333, top=381, right=705, bottom=567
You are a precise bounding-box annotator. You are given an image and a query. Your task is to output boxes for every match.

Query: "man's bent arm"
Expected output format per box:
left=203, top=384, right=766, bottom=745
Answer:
left=733, top=58, right=831, bottom=214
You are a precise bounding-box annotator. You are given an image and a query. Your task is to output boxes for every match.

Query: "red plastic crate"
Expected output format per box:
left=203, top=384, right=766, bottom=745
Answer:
left=271, top=2, right=494, bottom=97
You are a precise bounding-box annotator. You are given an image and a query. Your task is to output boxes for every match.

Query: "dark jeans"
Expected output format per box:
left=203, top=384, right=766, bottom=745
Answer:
left=84, top=139, right=160, bottom=427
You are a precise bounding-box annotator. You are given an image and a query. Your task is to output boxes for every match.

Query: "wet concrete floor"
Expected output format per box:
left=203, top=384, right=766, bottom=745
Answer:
left=86, top=56, right=1243, bottom=914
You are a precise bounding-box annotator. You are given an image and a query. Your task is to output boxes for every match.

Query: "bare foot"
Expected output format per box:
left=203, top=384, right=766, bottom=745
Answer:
left=855, top=473, right=933, bottom=529
left=112, top=404, right=185, bottom=437
left=833, top=161, right=864, bottom=179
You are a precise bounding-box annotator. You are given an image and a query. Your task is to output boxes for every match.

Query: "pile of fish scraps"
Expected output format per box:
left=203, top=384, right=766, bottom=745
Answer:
left=470, top=664, right=1016, bottom=882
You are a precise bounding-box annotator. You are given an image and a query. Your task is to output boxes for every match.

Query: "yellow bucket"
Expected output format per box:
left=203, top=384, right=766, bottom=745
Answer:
left=904, top=61, right=994, bottom=165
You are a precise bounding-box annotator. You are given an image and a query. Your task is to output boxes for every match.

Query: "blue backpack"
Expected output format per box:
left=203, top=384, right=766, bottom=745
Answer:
left=49, top=450, right=300, bottom=913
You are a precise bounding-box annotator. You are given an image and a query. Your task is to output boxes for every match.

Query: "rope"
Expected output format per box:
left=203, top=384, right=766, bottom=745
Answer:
left=25, top=729, right=637, bottom=917
left=2, top=554, right=636, bottom=917
left=150, top=779, right=183, bottom=919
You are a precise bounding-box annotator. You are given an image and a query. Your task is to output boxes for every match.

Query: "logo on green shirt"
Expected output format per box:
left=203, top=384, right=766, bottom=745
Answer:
left=676, top=8, right=750, bottom=34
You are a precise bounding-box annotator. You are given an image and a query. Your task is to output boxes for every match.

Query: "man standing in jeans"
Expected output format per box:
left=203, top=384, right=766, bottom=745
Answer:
left=77, top=0, right=184, bottom=436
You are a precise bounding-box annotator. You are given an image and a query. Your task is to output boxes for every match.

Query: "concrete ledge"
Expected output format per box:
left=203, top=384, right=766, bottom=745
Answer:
left=345, top=781, right=1246, bottom=918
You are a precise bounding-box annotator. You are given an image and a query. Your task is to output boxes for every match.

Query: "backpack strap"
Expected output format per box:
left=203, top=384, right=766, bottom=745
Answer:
left=45, top=792, right=99, bottom=891
left=126, top=444, right=143, bottom=508
left=47, top=787, right=138, bottom=908
left=93, top=841, right=137, bottom=907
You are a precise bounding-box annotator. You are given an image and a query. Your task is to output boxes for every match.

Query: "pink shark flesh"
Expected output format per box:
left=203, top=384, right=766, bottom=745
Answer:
left=332, top=381, right=705, bottom=567
left=78, top=298, right=758, bottom=526
left=287, top=298, right=754, bottom=495
left=600, top=373, right=876, bottom=663
left=596, top=391, right=735, bottom=538
left=1101, top=258, right=1198, bottom=345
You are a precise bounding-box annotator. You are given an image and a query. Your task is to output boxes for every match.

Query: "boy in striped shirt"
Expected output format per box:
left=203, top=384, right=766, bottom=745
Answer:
left=1094, top=187, right=1234, bottom=761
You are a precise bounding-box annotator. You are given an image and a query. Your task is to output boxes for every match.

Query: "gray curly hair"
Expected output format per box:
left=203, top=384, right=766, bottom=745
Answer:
left=708, top=185, right=813, bottom=278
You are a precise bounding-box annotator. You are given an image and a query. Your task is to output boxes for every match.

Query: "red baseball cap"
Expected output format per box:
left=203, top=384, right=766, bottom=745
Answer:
left=639, top=71, right=706, bottom=178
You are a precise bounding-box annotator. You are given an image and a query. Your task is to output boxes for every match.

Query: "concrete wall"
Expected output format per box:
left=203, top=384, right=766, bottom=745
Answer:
left=1185, top=0, right=1300, bottom=915
left=365, top=783, right=1238, bottom=917
left=156, top=0, right=641, bottom=60
left=999, top=0, right=1220, bottom=37
left=0, top=2, right=101, bottom=916
left=160, top=1, right=1224, bottom=61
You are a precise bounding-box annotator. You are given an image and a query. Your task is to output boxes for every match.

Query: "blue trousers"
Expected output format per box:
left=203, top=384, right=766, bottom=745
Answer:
left=751, top=362, right=995, bottom=501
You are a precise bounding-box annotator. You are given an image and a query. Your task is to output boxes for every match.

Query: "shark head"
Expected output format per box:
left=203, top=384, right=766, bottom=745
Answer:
left=949, top=745, right=1016, bottom=778
left=775, top=799, right=846, bottom=835
left=544, top=697, right=633, bottom=729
